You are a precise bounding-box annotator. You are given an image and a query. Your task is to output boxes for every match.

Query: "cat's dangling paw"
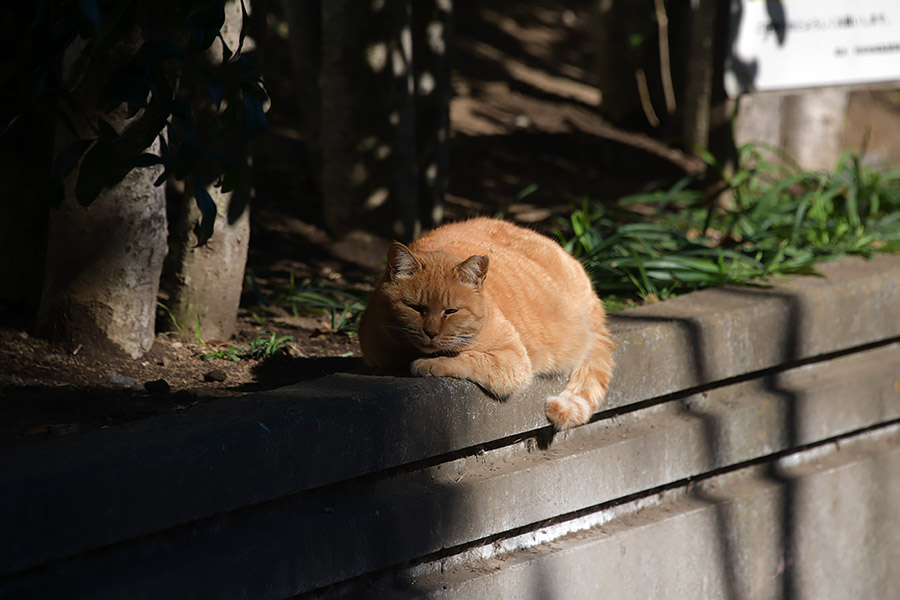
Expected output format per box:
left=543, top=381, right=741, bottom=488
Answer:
left=545, top=391, right=592, bottom=430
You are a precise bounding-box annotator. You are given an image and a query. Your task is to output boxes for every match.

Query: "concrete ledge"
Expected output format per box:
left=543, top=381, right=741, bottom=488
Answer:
left=6, top=343, right=899, bottom=597
left=607, top=254, right=900, bottom=406
left=2, top=254, right=900, bottom=597
left=399, top=424, right=900, bottom=600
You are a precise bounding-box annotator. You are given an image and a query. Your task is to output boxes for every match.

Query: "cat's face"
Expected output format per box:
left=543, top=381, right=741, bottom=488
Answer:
left=382, top=243, right=488, bottom=355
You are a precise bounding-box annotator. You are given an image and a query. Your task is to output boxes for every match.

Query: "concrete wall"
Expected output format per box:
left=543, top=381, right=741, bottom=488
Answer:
left=2, top=255, right=900, bottom=599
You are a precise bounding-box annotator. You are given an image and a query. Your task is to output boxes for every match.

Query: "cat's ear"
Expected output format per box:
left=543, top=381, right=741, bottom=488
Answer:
left=387, top=242, right=421, bottom=279
left=456, top=255, right=489, bottom=288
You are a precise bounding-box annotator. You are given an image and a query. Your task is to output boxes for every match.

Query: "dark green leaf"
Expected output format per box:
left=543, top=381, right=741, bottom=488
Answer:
left=130, top=152, right=163, bottom=169
left=153, top=132, right=170, bottom=186
left=51, top=19, right=81, bottom=53
left=233, top=0, right=251, bottom=58
left=96, top=118, right=119, bottom=140
left=74, top=139, right=116, bottom=206
left=219, top=162, right=242, bottom=194
left=193, top=182, right=217, bottom=246
left=140, top=40, right=184, bottom=62
left=218, top=33, right=234, bottom=63
left=169, top=100, right=195, bottom=142
left=78, top=0, right=101, bottom=28
left=174, top=140, right=203, bottom=180
left=188, top=0, right=227, bottom=51
left=203, top=68, right=225, bottom=107
left=240, top=88, right=268, bottom=137
left=52, top=139, right=93, bottom=179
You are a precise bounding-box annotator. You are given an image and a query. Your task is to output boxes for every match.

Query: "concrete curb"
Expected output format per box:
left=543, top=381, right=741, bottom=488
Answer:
left=402, top=425, right=900, bottom=600
left=607, top=254, right=900, bottom=406
left=8, top=343, right=899, bottom=598
left=2, top=254, right=900, bottom=597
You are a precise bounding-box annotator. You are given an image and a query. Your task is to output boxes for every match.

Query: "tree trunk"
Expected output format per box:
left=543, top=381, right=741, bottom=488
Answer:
left=165, top=0, right=251, bottom=343
left=37, top=133, right=167, bottom=359
left=680, top=0, right=717, bottom=151
left=0, top=7, right=53, bottom=315
left=166, top=177, right=250, bottom=343
left=35, top=29, right=168, bottom=359
left=0, top=111, right=52, bottom=313
left=281, top=0, right=322, bottom=171
left=591, top=0, right=651, bottom=125
left=411, top=0, right=452, bottom=231
left=320, top=0, right=420, bottom=241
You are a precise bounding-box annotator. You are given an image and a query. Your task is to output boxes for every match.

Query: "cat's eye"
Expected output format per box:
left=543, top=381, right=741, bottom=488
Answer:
left=407, top=303, right=426, bottom=314
left=443, top=308, right=458, bottom=317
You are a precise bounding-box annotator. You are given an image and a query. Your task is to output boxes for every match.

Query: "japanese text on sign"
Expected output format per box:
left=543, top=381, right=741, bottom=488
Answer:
left=726, top=0, right=900, bottom=96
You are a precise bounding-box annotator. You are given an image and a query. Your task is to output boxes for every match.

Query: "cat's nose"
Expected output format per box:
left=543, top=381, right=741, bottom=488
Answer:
left=424, top=325, right=440, bottom=339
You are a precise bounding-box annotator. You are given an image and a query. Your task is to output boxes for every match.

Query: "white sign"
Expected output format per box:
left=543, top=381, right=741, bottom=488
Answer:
left=726, top=0, right=900, bottom=96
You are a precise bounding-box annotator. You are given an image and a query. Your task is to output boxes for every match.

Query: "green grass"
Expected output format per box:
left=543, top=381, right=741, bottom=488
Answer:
left=201, top=345, right=244, bottom=362
left=157, top=300, right=205, bottom=345
left=246, top=332, right=294, bottom=360
left=240, top=144, right=900, bottom=325
left=246, top=274, right=367, bottom=335
left=201, top=332, right=294, bottom=362
left=557, top=144, right=900, bottom=309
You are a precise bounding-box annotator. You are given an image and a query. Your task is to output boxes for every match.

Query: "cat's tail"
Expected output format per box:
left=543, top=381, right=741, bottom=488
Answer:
left=545, top=305, right=615, bottom=430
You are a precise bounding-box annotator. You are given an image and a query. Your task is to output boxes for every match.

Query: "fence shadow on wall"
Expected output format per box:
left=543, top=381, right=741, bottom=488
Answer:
left=611, top=284, right=803, bottom=599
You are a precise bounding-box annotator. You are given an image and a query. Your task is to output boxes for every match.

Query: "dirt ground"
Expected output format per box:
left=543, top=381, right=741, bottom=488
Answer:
left=3, top=1, right=900, bottom=447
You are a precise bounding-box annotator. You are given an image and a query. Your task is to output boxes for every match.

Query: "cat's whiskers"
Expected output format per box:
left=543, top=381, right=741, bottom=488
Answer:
left=439, top=332, right=476, bottom=352
left=382, top=322, right=474, bottom=351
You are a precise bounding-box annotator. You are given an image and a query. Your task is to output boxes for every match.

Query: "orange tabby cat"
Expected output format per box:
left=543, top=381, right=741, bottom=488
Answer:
left=358, top=217, right=615, bottom=430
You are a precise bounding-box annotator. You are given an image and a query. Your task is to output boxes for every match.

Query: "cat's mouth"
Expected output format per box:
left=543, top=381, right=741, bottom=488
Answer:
left=425, top=348, right=459, bottom=358
left=415, top=334, right=474, bottom=356
left=414, top=337, right=459, bottom=357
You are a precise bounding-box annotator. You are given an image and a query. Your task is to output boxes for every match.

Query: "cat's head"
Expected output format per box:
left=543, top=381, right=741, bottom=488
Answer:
left=380, top=242, right=488, bottom=356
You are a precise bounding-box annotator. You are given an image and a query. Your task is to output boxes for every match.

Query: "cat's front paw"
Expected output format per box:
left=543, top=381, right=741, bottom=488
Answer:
left=411, top=356, right=458, bottom=378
